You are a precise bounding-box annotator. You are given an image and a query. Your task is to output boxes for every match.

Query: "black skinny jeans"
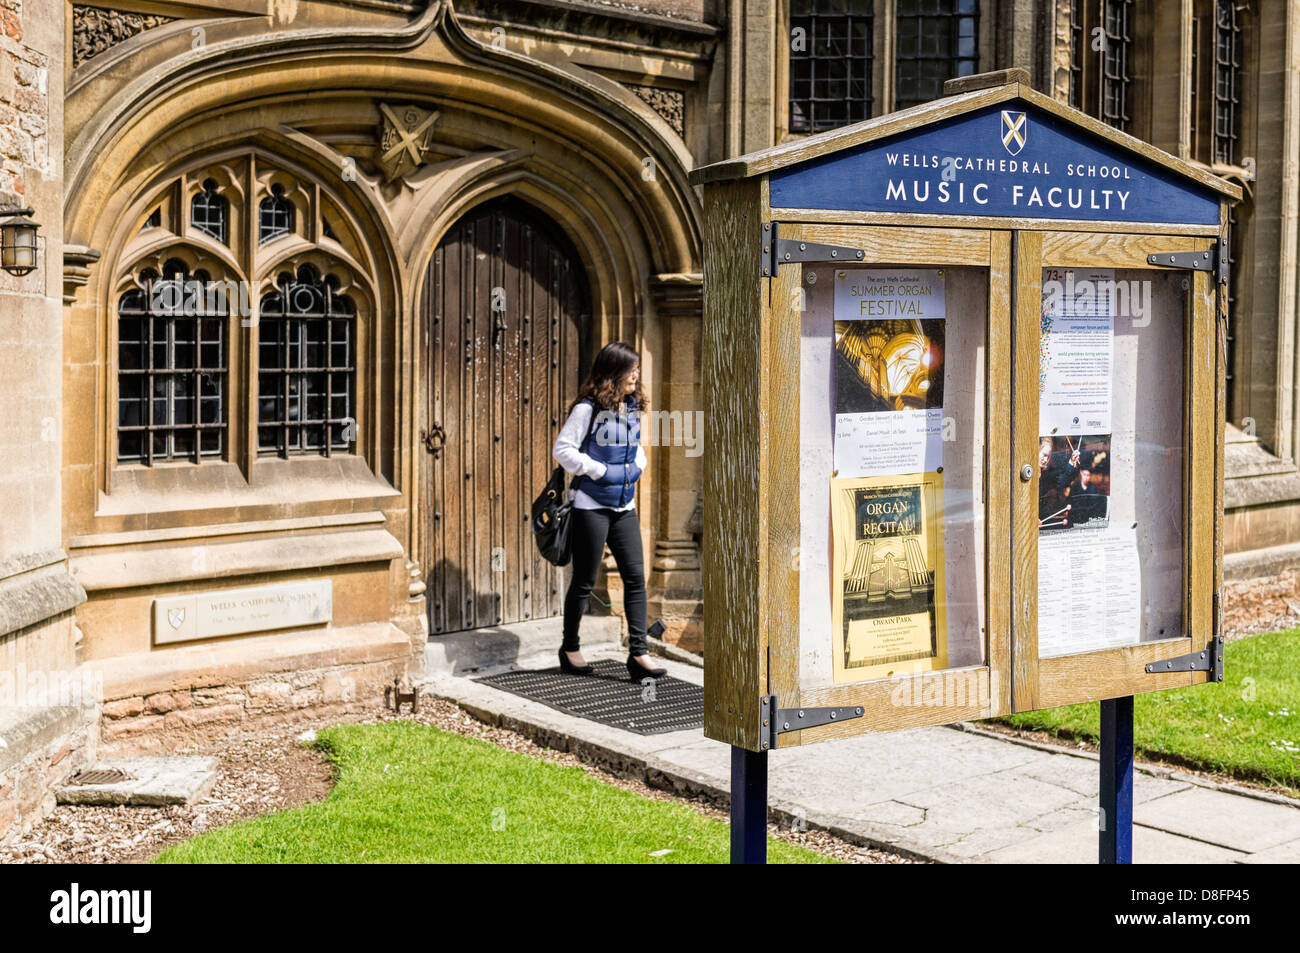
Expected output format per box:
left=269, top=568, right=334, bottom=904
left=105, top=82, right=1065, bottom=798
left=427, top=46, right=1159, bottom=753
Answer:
left=562, top=507, right=648, bottom=655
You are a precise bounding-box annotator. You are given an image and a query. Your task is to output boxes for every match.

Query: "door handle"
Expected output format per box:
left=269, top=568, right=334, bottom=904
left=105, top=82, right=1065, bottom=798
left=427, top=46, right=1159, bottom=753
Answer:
left=421, top=423, right=447, bottom=458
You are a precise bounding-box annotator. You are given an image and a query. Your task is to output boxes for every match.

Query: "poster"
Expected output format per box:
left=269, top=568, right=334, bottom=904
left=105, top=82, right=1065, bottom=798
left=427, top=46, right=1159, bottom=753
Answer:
left=1036, top=268, right=1137, bottom=655
left=1037, top=527, right=1143, bottom=657
left=1039, top=268, right=1114, bottom=436
left=830, top=473, right=948, bottom=684
left=833, top=269, right=946, bottom=478
left=1038, top=269, right=1114, bottom=533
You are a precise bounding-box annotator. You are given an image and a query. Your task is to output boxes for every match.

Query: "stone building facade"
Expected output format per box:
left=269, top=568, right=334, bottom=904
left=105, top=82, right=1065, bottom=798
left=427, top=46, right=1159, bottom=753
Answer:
left=0, top=0, right=1297, bottom=839
left=0, top=0, right=96, bottom=845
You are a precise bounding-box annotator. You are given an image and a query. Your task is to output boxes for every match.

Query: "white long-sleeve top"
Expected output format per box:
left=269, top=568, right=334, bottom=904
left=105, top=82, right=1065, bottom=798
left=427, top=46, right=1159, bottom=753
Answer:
left=552, top=400, right=647, bottom=511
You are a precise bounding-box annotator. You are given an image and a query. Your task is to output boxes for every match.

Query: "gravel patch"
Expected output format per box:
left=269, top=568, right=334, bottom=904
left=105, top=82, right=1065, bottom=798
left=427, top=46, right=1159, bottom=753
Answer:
left=1, top=722, right=334, bottom=864
left=1223, top=569, right=1300, bottom=641
left=1, top=698, right=911, bottom=865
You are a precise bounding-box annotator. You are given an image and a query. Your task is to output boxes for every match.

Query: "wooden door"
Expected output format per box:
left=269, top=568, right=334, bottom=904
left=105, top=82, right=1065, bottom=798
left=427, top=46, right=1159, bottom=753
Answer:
left=422, top=197, right=591, bottom=634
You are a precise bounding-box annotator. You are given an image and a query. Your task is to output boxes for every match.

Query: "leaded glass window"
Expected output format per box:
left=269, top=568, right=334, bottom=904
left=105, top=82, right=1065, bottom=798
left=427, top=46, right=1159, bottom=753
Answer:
left=1100, top=0, right=1134, bottom=132
left=191, top=179, right=228, bottom=244
left=1192, top=0, right=1245, bottom=418
left=1068, top=0, right=1084, bottom=109
left=789, top=0, right=873, bottom=134
left=117, top=261, right=226, bottom=464
left=116, top=162, right=367, bottom=469
left=259, top=184, right=294, bottom=245
left=1212, top=0, right=1241, bottom=165
left=257, top=265, right=355, bottom=456
left=895, top=0, right=979, bottom=111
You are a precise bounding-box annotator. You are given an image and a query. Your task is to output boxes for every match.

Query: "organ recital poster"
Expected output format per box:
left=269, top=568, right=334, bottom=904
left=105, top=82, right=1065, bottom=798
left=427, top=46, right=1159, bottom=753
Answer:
left=830, top=472, right=948, bottom=684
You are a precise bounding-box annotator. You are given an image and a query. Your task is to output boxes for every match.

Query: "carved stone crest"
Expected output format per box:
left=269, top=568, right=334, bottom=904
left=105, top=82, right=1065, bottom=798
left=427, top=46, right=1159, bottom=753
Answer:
left=377, top=103, right=440, bottom=182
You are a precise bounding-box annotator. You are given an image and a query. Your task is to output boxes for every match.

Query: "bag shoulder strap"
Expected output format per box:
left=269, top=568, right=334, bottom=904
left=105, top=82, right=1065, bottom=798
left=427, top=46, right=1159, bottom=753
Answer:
left=569, top=399, right=600, bottom=492
left=580, top=399, right=599, bottom=448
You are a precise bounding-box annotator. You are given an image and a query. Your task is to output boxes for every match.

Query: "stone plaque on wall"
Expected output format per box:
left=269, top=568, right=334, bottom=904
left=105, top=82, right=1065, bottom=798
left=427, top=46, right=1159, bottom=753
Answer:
left=153, top=580, right=332, bottom=645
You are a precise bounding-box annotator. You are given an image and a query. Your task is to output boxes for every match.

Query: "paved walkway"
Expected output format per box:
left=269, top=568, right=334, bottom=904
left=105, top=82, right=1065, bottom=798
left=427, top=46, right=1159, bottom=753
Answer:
left=422, top=643, right=1300, bottom=864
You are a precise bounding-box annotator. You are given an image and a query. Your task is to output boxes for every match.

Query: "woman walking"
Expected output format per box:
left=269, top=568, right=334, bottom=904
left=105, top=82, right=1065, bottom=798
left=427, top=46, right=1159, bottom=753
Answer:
left=552, top=341, right=666, bottom=680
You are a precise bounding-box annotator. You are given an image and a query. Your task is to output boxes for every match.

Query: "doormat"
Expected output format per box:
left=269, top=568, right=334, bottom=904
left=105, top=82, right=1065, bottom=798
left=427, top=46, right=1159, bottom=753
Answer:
left=475, top=659, right=703, bottom=735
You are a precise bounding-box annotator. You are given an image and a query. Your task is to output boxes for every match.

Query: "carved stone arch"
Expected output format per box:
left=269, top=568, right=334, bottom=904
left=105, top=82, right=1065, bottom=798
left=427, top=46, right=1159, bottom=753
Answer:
left=113, top=237, right=244, bottom=297
left=252, top=165, right=310, bottom=248
left=64, top=0, right=701, bottom=574
left=255, top=249, right=377, bottom=318
left=64, top=1, right=699, bottom=278
left=86, top=141, right=395, bottom=337
left=180, top=161, right=247, bottom=206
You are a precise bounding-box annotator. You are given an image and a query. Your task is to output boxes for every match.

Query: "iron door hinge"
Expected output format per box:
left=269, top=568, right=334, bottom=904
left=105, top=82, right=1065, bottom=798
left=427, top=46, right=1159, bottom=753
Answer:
left=1145, top=240, right=1229, bottom=286
left=760, top=695, right=864, bottom=750
left=761, top=222, right=866, bottom=277
left=1144, top=636, right=1224, bottom=682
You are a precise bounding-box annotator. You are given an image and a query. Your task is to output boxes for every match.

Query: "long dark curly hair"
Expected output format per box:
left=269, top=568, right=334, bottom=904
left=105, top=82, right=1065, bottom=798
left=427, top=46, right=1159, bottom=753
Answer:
left=568, top=341, right=647, bottom=415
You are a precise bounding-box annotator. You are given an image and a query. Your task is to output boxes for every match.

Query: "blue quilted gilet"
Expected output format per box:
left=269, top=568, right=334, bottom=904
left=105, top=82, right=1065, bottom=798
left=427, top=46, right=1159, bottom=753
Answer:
left=573, top=395, right=641, bottom=507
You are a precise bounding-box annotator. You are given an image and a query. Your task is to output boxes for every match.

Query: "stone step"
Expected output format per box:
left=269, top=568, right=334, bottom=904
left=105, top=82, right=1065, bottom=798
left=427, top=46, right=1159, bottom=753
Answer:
left=423, top=614, right=624, bottom=676
left=648, top=598, right=703, bottom=616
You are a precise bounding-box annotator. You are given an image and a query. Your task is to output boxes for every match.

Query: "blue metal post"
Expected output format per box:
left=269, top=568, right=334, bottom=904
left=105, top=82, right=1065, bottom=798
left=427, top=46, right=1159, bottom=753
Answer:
left=1099, top=695, right=1134, bottom=864
left=730, top=745, right=767, bottom=864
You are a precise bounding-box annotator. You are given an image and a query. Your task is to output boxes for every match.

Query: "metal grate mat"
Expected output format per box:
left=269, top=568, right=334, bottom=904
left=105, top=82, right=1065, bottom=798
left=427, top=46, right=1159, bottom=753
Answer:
left=475, top=659, right=703, bottom=735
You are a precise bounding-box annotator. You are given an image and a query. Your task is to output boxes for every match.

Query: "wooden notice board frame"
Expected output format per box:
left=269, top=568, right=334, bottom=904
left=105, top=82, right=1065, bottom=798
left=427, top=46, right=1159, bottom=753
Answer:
left=692, top=71, right=1240, bottom=753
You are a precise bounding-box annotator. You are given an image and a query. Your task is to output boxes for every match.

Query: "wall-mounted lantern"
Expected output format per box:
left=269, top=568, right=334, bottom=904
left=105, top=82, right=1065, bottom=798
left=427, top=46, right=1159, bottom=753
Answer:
left=0, top=206, right=40, bottom=277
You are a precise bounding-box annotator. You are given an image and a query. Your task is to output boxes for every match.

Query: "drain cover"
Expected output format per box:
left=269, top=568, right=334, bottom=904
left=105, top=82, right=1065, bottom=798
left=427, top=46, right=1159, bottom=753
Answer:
left=476, top=659, right=703, bottom=735
left=69, top=768, right=134, bottom=785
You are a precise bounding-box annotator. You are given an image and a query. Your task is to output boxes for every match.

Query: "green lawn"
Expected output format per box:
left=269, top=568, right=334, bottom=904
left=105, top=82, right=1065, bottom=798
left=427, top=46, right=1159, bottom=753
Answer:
left=155, top=720, right=832, bottom=864
left=995, top=628, right=1300, bottom=793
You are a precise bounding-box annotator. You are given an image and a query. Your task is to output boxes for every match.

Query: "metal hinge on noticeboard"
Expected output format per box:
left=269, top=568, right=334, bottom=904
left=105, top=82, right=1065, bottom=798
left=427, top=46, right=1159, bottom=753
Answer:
left=759, top=695, right=864, bottom=750
left=1144, top=636, right=1225, bottom=682
left=761, top=222, right=865, bottom=277
left=1145, top=240, right=1229, bottom=286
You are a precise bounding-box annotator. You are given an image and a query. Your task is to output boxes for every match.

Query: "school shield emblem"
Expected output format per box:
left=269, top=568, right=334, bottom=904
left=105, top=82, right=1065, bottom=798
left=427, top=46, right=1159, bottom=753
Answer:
left=378, top=103, right=440, bottom=182
left=167, top=607, right=186, bottom=630
left=1001, top=110, right=1027, bottom=156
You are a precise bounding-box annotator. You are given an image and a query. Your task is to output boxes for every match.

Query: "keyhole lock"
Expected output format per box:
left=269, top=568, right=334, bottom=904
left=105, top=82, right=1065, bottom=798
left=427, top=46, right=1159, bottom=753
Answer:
left=1020, top=464, right=1034, bottom=482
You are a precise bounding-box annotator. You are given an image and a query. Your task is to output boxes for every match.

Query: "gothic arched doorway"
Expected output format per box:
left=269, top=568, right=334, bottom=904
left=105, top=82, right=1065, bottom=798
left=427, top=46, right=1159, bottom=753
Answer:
left=421, top=197, right=593, bottom=634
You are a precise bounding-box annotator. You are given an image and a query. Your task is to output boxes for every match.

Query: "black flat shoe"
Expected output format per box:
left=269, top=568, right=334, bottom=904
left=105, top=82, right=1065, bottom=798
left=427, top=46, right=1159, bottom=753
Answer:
left=627, top=654, right=667, bottom=680
left=559, top=648, right=594, bottom=675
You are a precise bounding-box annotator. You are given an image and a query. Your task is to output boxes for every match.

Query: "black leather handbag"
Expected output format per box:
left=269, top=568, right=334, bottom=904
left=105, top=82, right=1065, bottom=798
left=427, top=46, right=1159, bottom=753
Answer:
left=531, top=404, right=597, bottom=566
